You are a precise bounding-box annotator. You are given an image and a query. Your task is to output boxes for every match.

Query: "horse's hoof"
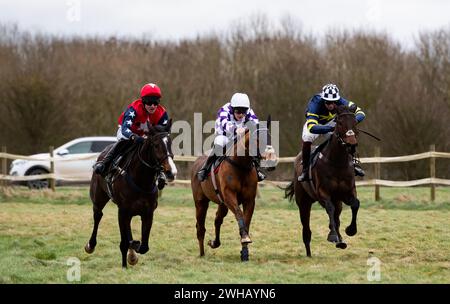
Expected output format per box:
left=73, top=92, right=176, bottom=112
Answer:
left=138, top=244, right=149, bottom=254
left=336, top=242, right=347, bottom=249
left=327, top=233, right=339, bottom=243
left=127, top=249, right=139, bottom=266
left=129, top=240, right=141, bottom=251
left=85, top=243, right=95, bottom=254
left=345, top=226, right=357, bottom=236
left=240, top=236, right=252, bottom=244
left=208, top=240, right=220, bottom=249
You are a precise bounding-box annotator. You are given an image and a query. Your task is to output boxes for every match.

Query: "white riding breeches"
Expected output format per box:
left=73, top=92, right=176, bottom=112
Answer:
left=301, top=120, right=336, bottom=143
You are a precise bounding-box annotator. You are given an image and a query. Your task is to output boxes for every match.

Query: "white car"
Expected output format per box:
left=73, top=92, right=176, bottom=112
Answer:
left=9, top=137, right=117, bottom=189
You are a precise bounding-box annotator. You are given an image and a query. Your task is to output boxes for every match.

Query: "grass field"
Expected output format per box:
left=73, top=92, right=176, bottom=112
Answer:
left=0, top=185, right=449, bottom=284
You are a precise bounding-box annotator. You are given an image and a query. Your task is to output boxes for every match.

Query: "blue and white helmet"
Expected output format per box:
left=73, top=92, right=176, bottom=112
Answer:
left=321, top=83, right=340, bottom=101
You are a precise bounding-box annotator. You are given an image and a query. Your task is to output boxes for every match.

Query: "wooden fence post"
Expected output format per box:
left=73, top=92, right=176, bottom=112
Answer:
left=49, top=146, right=55, bottom=192
left=1, top=146, right=6, bottom=188
left=374, top=146, right=380, bottom=201
left=430, top=144, right=435, bottom=201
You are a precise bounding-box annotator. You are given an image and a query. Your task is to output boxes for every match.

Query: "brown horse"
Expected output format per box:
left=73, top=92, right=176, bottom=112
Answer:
left=285, top=105, right=360, bottom=257
left=191, top=121, right=276, bottom=261
left=85, top=121, right=177, bottom=268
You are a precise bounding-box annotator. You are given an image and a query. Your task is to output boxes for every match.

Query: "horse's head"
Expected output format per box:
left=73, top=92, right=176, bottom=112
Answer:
left=240, top=116, right=278, bottom=169
left=144, top=119, right=177, bottom=182
left=334, top=105, right=358, bottom=147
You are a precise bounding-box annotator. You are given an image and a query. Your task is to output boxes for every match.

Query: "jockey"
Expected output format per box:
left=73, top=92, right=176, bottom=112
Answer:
left=298, top=83, right=366, bottom=182
left=197, top=92, right=266, bottom=182
left=93, top=83, right=169, bottom=190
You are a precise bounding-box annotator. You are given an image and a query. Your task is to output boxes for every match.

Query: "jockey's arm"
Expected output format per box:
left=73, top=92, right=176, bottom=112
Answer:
left=156, top=111, right=169, bottom=127
left=121, top=107, right=137, bottom=139
left=347, top=101, right=366, bottom=123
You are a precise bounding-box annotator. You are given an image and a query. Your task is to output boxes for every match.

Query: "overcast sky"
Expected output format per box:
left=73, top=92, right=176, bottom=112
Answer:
left=1, top=0, right=449, bottom=47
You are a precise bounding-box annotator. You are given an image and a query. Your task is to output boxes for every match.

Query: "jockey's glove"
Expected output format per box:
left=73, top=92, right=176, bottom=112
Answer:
left=131, top=134, right=144, bottom=144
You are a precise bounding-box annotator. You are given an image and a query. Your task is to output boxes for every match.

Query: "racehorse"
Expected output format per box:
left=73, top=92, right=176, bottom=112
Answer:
left=85, top=121, right=177, bottom=268
left=191, top=119, right=277, bottom=261
left=284, top=105, right=360, bottom=257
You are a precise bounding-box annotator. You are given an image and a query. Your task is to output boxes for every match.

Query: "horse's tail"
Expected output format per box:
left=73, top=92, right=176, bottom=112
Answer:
left=281, top=180, right=295, bottom=202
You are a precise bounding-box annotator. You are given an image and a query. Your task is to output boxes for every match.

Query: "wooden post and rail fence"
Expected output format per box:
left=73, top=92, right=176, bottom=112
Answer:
left=1, top=145, right=449, bottom=200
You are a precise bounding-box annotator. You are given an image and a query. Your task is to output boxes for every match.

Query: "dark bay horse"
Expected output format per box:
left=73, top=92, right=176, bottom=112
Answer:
left=191, top=121, right=277, bottom=261
left=85, top=121, right=177, bottom=268
left=285, top=105, right=360, bottom=257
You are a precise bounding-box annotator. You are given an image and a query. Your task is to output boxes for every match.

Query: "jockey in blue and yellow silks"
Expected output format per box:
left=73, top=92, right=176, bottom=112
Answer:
left=298, top=83, right=366, bottom=182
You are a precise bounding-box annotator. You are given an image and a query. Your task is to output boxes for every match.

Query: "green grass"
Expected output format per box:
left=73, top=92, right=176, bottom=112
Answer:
left=0, top=185, right=449, bottom=283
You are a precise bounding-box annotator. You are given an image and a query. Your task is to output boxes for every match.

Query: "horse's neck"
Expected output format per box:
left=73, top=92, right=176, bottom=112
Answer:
left=230, top=135, right=253, bottom=164
left=322, top=134, right=351, bottom=165
left=130, top=144, right=157, bottom=178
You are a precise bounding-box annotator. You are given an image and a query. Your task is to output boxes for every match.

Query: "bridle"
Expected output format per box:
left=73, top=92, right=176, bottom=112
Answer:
left=334, top=112, right=358, bottom=149
left=137, top=132, right=173, bottom=171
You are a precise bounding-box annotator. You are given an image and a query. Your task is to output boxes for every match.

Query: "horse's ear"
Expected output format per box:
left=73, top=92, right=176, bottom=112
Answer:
left=165, top=118, right=172, bottom=133
left=349, top=104, right=357, bottom=113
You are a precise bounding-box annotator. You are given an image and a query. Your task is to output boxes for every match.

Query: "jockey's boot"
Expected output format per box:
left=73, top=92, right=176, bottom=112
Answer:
left=252, top=157, right=267, bottom=182
left=298, top=141, right=312, bottom=182
left=349, top=146, right=365, bottom=177
left=157, top=171, right=167, bottom=190
left=353, top=157, right=365, bottom=177
left=93, top=140, right=128, bottom=177
left=197, top=151, right=218, bottom=182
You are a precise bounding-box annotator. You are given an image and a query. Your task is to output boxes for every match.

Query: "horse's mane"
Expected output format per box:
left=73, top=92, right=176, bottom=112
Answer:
left=153, top=124, right=168, bottom=133
left=336, top=104, right=351, bottom=115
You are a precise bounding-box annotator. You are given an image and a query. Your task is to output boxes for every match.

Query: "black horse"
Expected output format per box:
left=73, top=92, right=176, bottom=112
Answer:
left=85, top=121, right=177, bottom=267
left=285, top=105, right=360, bottom=257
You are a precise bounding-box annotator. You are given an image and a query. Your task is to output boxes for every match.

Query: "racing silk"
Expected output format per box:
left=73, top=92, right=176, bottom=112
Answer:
left=215, top=102, right=259, bottom=136
left=117, top=99, right=169, bottom=139
left=305, top=94, right=365, bottom=134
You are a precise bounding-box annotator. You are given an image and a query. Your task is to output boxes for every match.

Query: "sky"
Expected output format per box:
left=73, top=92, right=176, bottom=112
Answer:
left=1, top=0, right=449, bottom=47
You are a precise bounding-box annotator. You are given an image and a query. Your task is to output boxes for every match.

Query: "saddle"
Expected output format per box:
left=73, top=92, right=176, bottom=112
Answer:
left=309, top=137, right=331, bottom=169
left=206, top=156, right=226, bottom=177
left=104, top=144, right=137, bottom=180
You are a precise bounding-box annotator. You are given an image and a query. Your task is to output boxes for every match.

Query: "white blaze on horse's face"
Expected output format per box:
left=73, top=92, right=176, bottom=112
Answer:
left=163, top=136, right=177, bottom=177
left=346, top=130, right=355, bottom=137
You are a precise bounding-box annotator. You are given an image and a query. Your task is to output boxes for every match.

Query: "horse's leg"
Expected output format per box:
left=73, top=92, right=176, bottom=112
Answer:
left=240, top=199, right=255, bottom=262
left=195, top=198, right=210, bottom=256
left=85, top=182, right=109, bottom=254
left=208, top=203, right=228, bottom=249
left=224, top=192, right=251, bottom=244
left=138, top=205, right=155, bottom=254
left=345, top=196, right=360, bottom=236
left=118, top=209, right=133, bottom=268
left=298, top=197, right=313, bottom=257
left=322, top=199, right=340, bottom=243
left=334, top=201, right=347, bottom=249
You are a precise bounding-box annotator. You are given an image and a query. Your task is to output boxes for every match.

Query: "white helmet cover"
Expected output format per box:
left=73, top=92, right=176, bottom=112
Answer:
left=230, top=93, right=250, bottom=108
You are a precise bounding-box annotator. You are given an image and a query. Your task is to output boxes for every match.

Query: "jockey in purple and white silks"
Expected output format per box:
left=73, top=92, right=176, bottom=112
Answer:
left=197, top=92, right=266, bottom=182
